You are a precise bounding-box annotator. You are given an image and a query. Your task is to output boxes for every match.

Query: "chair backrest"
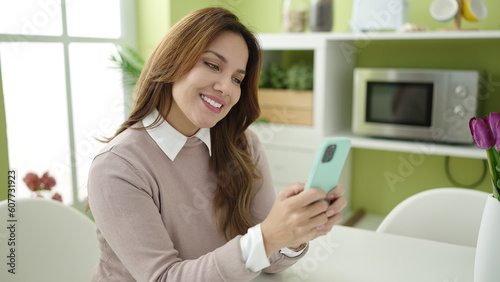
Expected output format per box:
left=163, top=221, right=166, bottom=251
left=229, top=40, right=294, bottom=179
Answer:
left=376, top=187, right=489, bottom=247
left=0, top=198, right=99, bottom=282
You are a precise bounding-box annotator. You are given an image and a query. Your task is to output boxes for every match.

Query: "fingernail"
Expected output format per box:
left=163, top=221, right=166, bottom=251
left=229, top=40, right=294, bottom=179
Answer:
left=327, top=194, right=335, bottom=200
left=326, top=208, right=335, bottom=217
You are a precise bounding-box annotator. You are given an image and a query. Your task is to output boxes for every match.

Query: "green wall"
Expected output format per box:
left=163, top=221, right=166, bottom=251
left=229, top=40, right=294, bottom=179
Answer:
left=353, top=38, right=500, bottom=214
left=136, top=0, right=500, bottom=216
left=136, top=0, right=171, bottom=60
left=0, top=66, right=8, bottom=201
left=352, top=150, right=492, bottom=215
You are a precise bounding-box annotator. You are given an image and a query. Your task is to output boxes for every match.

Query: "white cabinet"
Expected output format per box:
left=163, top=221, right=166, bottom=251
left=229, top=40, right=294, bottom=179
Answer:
left=264, top=145, right=315, bottom=194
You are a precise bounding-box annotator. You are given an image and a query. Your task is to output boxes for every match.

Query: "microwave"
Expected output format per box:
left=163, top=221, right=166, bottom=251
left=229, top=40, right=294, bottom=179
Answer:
left=352, top=68, right=480, bottom=144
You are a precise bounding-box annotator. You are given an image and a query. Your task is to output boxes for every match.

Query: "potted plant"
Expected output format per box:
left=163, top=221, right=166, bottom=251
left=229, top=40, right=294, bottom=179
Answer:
left=258, top=62, right=314, bottom=126
left=110, top=45, right=145, bottom=112
left=23, top=171, right=62, bottom=202
left=110, top=45, right=145, bottom=89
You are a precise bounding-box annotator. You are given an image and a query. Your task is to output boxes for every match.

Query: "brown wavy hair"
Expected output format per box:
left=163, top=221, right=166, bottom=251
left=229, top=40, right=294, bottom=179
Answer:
left=108, top=7, right=262, bottom=240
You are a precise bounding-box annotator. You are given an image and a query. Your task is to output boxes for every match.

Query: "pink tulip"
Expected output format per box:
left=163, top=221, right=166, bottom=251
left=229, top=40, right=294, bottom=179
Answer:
left=471, top=112, right=500, bottom=201
left=470, top=116, right=495, bottom=149
left=488, top=112, right=500, bottom=149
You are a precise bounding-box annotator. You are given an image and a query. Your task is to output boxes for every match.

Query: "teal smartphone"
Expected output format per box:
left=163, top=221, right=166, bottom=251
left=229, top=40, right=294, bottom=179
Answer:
left=304, top=137, right=351, bottom=194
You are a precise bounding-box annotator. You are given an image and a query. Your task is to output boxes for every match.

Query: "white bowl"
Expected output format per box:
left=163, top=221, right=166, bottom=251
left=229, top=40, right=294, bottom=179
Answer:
left=430, top=0, right=459, bottom=22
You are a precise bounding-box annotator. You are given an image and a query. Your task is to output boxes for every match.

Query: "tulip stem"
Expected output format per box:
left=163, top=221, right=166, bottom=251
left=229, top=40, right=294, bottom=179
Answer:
left=486, top=147, right=500, bottom=201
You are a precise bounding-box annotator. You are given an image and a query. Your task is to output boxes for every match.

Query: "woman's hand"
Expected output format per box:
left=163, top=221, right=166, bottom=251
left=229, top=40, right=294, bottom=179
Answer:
left=314, top=184, right=346, bottom=238
left=260, top=183, right=346, bottom=257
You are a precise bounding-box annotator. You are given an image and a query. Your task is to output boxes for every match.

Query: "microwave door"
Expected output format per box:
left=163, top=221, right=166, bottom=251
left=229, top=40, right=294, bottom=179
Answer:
left=356, top=81, right=436, bottom=141
left=366, top=82, right=433, bottom=127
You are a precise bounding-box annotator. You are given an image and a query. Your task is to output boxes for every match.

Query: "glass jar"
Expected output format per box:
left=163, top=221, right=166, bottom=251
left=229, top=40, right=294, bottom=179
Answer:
left=282, top=0, right=309, bottom=32
left=309, top=0, right=333, bottom=32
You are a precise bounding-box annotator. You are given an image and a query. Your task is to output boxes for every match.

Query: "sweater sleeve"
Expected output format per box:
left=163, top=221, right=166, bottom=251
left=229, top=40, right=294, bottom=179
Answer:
left=88, top=151, right=260, bottom=282
left=245, top=130, right=309, bottom=274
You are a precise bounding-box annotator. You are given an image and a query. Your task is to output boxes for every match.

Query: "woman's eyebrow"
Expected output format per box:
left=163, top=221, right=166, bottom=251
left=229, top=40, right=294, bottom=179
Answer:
left=204, top=50, right=246, bottom=75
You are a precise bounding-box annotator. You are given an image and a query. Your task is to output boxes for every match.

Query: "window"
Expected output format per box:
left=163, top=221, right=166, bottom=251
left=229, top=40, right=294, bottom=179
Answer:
left=0, top=0, right=137, bottom=208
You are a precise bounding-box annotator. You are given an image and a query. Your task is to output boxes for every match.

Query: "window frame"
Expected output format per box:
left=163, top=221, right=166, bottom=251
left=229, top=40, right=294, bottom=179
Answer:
left=0, top=0, right=137, bottom=208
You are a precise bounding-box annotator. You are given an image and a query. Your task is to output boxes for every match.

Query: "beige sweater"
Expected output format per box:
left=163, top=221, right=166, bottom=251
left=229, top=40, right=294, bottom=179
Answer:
left=87, top=123, right=307, bottom=281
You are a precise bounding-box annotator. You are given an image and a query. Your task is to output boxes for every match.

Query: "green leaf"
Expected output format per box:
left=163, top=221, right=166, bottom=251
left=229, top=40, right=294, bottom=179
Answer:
left=110, top=45, right=145, bottom=89
left=259, top=63, right=288, bottom=89
left=285, top=62, right=313, bottom=90
left=486, top=148, right=500, bottom=200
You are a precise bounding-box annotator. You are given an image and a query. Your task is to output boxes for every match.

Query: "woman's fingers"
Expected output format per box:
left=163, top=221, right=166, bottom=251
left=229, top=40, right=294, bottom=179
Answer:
left=289, top=187, right=327, bottom=208
left=307, top=199, right=329, bottom=217
left=315, top=212, right=343, bottom=235
left=313, top=195, right=347, bottom=237
left=284, top=195, right=329, bottom=229
left=326, top=195, right=347, bottom=219
left=326, top=184, right=345, bottom=201
left=262, top=182, right=347, bottom=254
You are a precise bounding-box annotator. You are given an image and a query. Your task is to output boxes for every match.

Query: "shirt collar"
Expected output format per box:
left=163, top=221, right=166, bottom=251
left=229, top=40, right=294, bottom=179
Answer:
left=143, top=108, right=212, bottom=161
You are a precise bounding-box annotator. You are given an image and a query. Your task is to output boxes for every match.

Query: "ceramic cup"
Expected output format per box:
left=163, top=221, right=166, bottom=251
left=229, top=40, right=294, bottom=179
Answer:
left=462, top=0, right=487, bottom=22
left=430, top=0, right=459, bottom=22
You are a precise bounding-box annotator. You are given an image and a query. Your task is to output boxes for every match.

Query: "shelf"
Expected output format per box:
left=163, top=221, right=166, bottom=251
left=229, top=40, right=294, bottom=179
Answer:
left=252, top=122, right=485, bottom=159
left=330, top=132, right=486, bottom=159
left=258, top=30, right=500, bottom=45
left=347, top=30, right=500, bottom=40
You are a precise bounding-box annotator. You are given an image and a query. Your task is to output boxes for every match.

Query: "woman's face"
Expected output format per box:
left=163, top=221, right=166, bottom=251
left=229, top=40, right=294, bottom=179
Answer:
left=168, top=31, right=249, bottom=136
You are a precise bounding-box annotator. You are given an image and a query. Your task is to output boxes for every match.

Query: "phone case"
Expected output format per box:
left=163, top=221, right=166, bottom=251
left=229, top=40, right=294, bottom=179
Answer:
left=304, top=137, right=351, bottom=193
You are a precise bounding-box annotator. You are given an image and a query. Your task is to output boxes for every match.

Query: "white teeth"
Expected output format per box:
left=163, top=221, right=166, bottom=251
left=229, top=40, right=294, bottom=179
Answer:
left=201, top=95, right=222, bottom=108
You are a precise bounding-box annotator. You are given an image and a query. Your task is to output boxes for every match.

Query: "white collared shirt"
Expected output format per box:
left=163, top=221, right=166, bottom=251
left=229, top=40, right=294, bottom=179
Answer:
left=143, top=109, right=304, bottom=272
left=143, top=109, right=211, bottom=161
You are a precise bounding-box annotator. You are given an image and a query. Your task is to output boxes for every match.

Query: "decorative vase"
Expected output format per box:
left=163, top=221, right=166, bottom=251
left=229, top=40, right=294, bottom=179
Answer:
left=282, top=0, right=309, bottom=32
left=309, top=0, right=333, bottom=31
left=474, top=194, right=500, bottom=282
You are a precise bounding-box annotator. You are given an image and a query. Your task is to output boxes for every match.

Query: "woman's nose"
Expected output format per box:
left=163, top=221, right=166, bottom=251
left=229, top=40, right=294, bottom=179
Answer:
left=213, top=77, right=231, bottom=96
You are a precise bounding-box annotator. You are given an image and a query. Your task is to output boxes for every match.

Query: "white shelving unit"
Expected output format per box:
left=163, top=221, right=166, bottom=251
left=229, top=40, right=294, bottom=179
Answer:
left=256, top=30, right=500, bottom=156
left=253, top=31, right=500, bottom=229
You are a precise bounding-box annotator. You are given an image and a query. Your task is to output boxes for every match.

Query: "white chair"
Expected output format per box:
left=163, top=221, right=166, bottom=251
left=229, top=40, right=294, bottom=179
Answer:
left=376, top=187, right=489, bottom=247
left=0, top=198, right=99, bottom=282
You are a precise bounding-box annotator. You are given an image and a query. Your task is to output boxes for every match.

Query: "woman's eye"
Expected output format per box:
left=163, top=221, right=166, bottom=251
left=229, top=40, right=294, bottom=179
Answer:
left=205, top=62, right=219, bottom=71
left=232, top=77, right=242, bottom=85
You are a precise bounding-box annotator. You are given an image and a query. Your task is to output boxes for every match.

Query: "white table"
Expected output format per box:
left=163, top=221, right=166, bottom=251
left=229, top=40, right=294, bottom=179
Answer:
left=253, top=225, right=475, bottom=282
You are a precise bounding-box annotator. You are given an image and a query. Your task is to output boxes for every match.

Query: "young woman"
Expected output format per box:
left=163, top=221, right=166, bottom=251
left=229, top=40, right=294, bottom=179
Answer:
left=87, top=7, right=346, bottom=282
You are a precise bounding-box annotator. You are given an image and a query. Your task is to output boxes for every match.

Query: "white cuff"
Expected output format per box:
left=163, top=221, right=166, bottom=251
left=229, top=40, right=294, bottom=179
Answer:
left=279, top=243, right=308, bottom=257
left=240, top=224, right=271, bottom=272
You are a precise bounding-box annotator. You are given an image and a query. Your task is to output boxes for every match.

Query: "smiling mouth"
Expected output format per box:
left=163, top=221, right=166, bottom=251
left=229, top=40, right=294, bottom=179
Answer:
left=200, top=94, right=223, bottom=109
